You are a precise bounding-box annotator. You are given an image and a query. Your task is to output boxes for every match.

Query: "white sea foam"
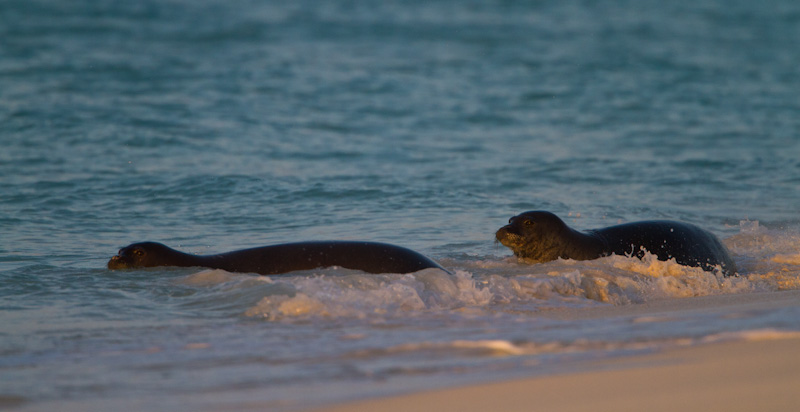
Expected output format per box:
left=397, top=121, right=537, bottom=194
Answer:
left=725, top=220, right=800, bottom=290
left=243, top=270, right=492, bottom=320
left=702, top=328, right=800, bottom=343
left=336, top=330, right=796, bottom=363
left=770, top=253, right=800, bottom=265
left=181, top=269, right=240, bottom=286
left=345, top=339, right=528, bottom=358
left=235, top=264, right=755, bottom=320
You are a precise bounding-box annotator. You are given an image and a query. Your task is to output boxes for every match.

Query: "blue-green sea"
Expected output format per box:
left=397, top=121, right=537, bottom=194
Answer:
left=2, top=0, right=800, bottom=410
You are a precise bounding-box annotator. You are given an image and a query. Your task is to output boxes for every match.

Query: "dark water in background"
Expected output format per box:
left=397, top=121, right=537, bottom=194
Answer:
left=2, top=0, right=800, bottom=410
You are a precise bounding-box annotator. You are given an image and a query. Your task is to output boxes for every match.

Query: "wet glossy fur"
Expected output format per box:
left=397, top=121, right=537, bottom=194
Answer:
left=496, top=211, right=737, bottom=276
left=108, top=241, right=448, bottom=275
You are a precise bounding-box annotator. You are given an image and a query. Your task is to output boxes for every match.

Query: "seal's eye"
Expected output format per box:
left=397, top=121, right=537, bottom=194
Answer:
left=524, top=220, right=534, bottom=226
left=133, top=248, right=145, bottom=257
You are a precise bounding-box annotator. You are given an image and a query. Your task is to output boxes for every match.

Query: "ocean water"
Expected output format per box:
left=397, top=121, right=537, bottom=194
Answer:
left=2, top=0, right=800, bottom=410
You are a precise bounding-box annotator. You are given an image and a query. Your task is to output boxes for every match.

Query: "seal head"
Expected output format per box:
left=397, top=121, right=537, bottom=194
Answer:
left=496, top=211, right=603, bottom=262
left=107, top=242, right=188, bottom=270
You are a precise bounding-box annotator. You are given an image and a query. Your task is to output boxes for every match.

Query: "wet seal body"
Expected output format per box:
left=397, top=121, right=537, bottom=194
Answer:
left=496, top=211, right=737, bottom=276
left=108, top=241, right=448, bottom=275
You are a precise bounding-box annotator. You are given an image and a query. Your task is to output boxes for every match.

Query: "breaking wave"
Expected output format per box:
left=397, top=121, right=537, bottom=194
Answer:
left=171, top=220, right=800, bottom=322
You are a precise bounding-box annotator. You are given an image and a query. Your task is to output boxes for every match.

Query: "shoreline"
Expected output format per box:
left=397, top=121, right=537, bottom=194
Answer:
left=309, top=336, right=800, bottom=412
left=306, top=290, right=800, bottom=412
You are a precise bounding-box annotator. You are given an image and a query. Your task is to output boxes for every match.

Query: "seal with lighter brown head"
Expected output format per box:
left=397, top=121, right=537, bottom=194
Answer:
left=496, top=211, right=737, bottom=276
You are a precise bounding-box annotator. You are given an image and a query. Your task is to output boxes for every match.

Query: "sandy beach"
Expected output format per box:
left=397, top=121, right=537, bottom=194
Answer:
left=308, top=290, right=800, bottom=412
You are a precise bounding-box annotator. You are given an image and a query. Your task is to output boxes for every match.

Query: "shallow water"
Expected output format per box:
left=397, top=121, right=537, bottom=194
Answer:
left=2, top=0, right=800, bottom=410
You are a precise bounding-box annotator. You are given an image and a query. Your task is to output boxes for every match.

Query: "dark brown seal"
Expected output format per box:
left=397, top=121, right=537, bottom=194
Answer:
left=108, top=241, right=448, bottom=275
left=496, top=211, right=737, bottom=276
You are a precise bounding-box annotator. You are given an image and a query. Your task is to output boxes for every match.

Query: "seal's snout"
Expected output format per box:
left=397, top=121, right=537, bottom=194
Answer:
left=107, top=255, right=128, bottom=270
left=495, top=225, right=509, bottom=242
left=495, top=225, right=521, bottom=248
left=496, top=223, right=519, bottom=238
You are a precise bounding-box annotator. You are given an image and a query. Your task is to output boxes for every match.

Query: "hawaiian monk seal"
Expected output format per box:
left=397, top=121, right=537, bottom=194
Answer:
left=496, top=211, right=737, bottom=276
left=108, top=241, right=448, bottom=275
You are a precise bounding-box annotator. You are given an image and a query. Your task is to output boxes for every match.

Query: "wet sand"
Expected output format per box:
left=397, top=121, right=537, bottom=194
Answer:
left=307, top=290, right=800, bottom=412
